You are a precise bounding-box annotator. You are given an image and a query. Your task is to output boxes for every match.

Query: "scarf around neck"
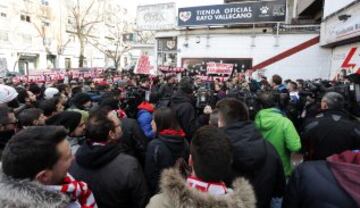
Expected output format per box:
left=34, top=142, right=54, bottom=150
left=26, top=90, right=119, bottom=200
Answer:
left=186, top=176, right=231, bottom=196
left=47, top=173, right=96, bottom=208
left=159, top=129, right=186, bottom=137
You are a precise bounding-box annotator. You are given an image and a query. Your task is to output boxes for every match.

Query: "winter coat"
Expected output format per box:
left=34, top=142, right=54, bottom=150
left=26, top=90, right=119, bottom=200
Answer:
left=70, top=142, right=149, bottom=208
left=283, top=160, right=357, bottom=208
left=158, top=83, right=176, bottom=99
left=170, top=90, right=208, bottom=140
left=0, top=169, right=72, bottom=208
left=146, top=168, right=256, bottom=208
left=120, top=118, right=148, bottom=166
left=145, top=132, right=189, bottom=195
left=223, top=121, right=286, bottom=208
left=137, top=102, right=155, bottom=140
left=255, top=108, right=301, bottom=177
left=302, top=109, right=360, bottom=160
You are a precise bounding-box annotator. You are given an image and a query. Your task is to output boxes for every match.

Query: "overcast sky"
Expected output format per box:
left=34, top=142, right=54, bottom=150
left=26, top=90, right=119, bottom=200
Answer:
left=125, top=0, right=223, bottom=17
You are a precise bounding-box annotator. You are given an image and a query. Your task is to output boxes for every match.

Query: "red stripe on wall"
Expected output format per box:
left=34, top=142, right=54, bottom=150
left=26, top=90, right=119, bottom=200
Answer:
left=251, top=36, right=320, bottom=71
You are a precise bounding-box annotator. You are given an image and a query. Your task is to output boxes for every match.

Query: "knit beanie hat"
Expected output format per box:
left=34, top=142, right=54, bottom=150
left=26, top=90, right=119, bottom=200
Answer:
left=67, top=109, right=89, bottom=124
left=46, top=111, right=82, bottom=133
left=0, top=84, right=18, bottom=104
left=44, top=87, right=60, bottom=100
left=72, top=93, right=92, bottom=107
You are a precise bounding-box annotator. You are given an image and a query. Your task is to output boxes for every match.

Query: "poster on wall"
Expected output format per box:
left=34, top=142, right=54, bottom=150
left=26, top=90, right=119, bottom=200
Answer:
left=178, top=0, right=286, bottom=27
left=136, top=3, right=176, bottom=31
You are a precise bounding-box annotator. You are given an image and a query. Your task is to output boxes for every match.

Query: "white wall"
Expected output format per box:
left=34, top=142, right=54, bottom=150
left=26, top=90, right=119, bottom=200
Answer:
left=323, top=0, right=355, bottom=18
left=177, top=33, right=332, bottom=80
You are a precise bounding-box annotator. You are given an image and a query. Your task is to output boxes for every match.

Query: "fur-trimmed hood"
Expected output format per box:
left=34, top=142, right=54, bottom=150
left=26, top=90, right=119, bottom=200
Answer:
left=0, top=170, right=71, bottom=208
left=147, top=168, right=256, bottom=208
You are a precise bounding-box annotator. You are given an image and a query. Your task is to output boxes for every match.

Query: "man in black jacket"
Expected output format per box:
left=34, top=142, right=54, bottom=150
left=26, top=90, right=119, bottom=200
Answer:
left=170, top=77, right=209, bottom=140
left=302, top=92, right=360, bottom=160
left=158, top=75, right=177, bottom=100
left=283, top=150, right=359, bottom=208
left=216, top=98, right=285, bottom=208
left=70, top=108, right=149, bottom=208
left=98, top=98, right=148, bottom=166
left=121, top=117, right=148, bottom=166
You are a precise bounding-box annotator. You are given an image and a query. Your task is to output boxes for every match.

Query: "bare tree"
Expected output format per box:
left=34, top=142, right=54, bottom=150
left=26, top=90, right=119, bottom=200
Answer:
left=67, top=0, right=103, bottom=67
left=89, top=7, right=131, bottom=70
left=22, top=1, right=55, bottom=62
left=136, top=31, right=156, bottom=44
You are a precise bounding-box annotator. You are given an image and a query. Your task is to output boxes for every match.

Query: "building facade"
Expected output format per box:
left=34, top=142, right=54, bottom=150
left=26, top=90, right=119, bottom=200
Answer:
left=320, top=0, right=360, bottom=79
left=0, top=0, right=142, bottom=75
left=154, top=0, right=332, bottom=80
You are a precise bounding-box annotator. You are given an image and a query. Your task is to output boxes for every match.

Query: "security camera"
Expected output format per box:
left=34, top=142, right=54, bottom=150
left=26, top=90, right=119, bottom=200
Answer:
left=196, top=36, right=201, bottom=44
left=338, top=14, right=351, bottom=21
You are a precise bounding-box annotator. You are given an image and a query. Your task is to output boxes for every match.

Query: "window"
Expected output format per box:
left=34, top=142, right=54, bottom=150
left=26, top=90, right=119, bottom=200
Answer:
left=41, top=0, right=49, bottom=6
left=20, top=14, right=31, bottom=23
left=0, top=30, right=9, bottom=42
left=21, top=34, right=32, bottom=43
left=65, top=58, right=71, bottom=69
left=42, top=21, right=50, bottom=27
left=157, top=38, right=177, bottom=67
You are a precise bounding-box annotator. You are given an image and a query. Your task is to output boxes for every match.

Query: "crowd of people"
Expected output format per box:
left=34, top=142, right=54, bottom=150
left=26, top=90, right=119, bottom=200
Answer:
left=0, top=71, right=359, bottom=208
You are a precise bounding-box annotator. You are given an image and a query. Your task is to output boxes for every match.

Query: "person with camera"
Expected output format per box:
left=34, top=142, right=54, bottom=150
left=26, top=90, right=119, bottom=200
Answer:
left=170, top=77, right=211, bottom=141
left=302, top=92, right=360, bottom=161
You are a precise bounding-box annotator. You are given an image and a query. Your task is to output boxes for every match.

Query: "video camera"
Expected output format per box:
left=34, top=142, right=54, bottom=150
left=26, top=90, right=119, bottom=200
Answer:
left=195, top=82, right=216, bottom=109
left=299, top=74, right=360, bottom=117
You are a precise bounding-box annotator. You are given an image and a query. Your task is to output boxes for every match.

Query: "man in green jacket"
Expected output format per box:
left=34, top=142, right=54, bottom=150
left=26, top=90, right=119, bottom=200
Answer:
left=255, top=92, right=301, bottom=177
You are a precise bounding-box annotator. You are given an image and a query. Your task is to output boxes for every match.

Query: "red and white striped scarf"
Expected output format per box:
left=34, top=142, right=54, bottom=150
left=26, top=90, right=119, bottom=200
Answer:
left=48, top=174, right=96, bottom=208
left=187, top=176, right=230, bottom=196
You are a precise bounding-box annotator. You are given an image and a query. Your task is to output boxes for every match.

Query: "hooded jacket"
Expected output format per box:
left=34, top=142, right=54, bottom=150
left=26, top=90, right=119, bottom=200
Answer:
left=170, top=90, right=208, bottom=140
left=137, top=101, right=155, bottom=140
left=223, top=121, right=285, bottom=208
left=302, top=109, right=360, bottom=160
left=70, top=142, right=149, bottom=208
left=283, top=151, right=359, bottom=208
left=146, top=168, right=256, bottom=208
left=145, top=131, right=189, bottom=195
left=255, top=108, right=301, bottom=176
left=0, top=170, right=72, bottom=208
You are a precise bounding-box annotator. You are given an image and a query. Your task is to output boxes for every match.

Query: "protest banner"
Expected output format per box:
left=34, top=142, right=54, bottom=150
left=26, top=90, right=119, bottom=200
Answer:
left=206, top=62, right=234, bottom=75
